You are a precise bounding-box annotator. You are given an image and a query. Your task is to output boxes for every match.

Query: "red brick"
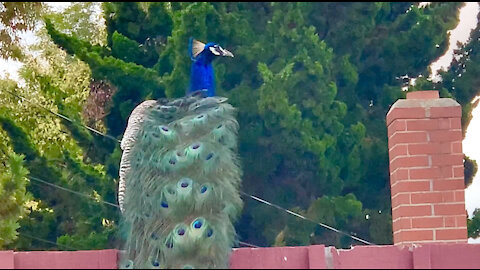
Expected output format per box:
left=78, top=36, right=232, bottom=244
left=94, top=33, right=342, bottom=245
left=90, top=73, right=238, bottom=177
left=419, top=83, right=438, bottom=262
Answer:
left=406, top=119, right=439, bottom=131
left=440, top=142, right=454, bottom=153
left=388, top=120, right=406, bottom=137
left=391, top=180, right=431, bottom=195
left=435, top=228, right=467, bottom=240
left=411, top=192, right=443, bottom=204
left=439, top=191, right=455, bottom=202
left=432, top=179, right=464, bottom=191
left=444, top=191, right=456, bottom=202
left=411, top=217, right=444, bottom=228
left=453, top=166, right=464, bottom=178
left=456, top=215, right=467, bottom=227
left=393, top=231, right=402, bottom=243
left=390, top=156, right=429, bottom=170
left=400, top=230, right=434, bottom=241
left=438, top=118, right=450, bottom=129
left=392, top=193, right=411, bottom=207
left=450, top=118, right=462, bottom=129
left=389, top=144, right=408, bottom=160
left=430, top=106, right=462, bottom=118
left=431, top=154, right=463, bottom=166
left=390, top=168, right=409, bottom=184
left=393, top=218, right=412, bottom=231
left=406, top=91, right=439, bottom=100
left=389, top=132, right=428, bottom=147
left=439, top=166, right=453, bottom=179
left=409, top=168, right=440, bottom=180
left=451, top=142, right=463, bottom=154
left=392, top=205, right=432, bottom=218
left=408, top=143, right=450, bottom=155
left=438, top=190, right=455, bottom=203
left=387, top=107, right=426, bottom=126
left=454, top=190, right=465, bottom=202
left=429, top=130, right=462, bottom=142
left=434, top=203, right=465, bottom=216
left=444, top=216, right=456, bottom=227
left=411, top=191, right=455, bottom=204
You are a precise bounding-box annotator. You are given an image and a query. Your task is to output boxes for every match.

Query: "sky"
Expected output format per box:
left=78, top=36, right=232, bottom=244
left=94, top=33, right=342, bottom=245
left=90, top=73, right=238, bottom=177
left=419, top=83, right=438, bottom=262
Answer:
left=0, top=2, right=479, bottom=242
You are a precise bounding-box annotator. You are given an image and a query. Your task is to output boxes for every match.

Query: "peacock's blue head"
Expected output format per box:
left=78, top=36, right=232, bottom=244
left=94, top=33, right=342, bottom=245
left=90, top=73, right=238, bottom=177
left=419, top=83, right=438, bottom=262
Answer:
left=189, top=38, right=234, bottom=63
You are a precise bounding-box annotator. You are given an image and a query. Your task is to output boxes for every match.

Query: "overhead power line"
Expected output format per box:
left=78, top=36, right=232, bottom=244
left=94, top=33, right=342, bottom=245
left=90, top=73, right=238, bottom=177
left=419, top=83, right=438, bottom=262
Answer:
left=28, top=175, right=260, bottom=248
left=29, top=176, right=120, bottom=209
left=240, top=191, right=375, bottom=245
left=21, top=233, right=80, bottom=251
left=4, top=89, right=375, bottom=246
left=3, top=89, right=120, bottom=143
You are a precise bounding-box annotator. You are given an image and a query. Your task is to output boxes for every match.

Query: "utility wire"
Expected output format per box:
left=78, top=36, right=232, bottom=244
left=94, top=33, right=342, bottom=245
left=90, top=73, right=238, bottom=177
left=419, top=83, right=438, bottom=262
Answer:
left=28, top=175, right=259, bottom=248
left=3, top=89, right=120, bottom=143
left=20, top=233, right=80, bottom=251
left=29, top=176, right=120, bottom=209
left=240, top=191, right=375, bottom=245
left=238, top=241, right=260, bottom=248
left=4, top=89, right=374, bottom=246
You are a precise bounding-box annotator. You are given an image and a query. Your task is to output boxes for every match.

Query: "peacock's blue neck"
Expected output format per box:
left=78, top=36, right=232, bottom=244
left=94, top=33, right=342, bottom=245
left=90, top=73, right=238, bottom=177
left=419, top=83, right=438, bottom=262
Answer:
left=189, top=53, right=216, bottom=97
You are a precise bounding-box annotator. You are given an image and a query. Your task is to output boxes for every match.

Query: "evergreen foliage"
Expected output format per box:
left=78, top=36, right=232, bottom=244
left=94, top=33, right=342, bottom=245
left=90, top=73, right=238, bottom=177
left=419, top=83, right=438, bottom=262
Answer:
left=44, top=2, right=470, bottom=248
left=0, top=150, right=30, bottom=248
left=468, top=209, right=480, bottom=239
left=0, top=2, right=118, bottom=250
left=1, top=2, right=479, bottom=251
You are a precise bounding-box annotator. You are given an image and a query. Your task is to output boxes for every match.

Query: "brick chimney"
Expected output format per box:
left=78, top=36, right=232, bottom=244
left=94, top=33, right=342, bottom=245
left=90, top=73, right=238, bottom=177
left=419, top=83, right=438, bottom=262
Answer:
left=386, top=90, right=467, bottom=245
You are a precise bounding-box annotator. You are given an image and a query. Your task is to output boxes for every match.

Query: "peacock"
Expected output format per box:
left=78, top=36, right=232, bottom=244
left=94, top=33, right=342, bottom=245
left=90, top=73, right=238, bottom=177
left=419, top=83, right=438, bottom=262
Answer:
left=117, top=38, right=242, bottom=269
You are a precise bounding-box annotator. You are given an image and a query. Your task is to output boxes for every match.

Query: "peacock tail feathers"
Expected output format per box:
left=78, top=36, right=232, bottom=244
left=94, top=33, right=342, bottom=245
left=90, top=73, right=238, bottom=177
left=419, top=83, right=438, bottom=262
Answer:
left=118, top=91, right=243, bottom=269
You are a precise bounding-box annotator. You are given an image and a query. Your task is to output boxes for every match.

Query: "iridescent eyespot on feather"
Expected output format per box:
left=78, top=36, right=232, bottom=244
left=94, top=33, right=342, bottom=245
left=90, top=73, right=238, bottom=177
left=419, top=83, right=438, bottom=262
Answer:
left=205, top=153, right=214, bottom=160
left=191, top=143, right=200, bottom=150
left=192, top=218, right=203, bottom=229
left=179, top=178, right=192, bottom=188
left=161, top=201, right=168, bottom=208
left=177, top=227, right=186, bottom=236
left=123, top=259, right=133, bottom=269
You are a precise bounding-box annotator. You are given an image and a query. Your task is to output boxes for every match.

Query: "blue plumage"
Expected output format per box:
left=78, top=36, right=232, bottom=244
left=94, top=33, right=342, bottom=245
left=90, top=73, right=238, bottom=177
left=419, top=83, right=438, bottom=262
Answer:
left=188, top=38, right=234, bottom=97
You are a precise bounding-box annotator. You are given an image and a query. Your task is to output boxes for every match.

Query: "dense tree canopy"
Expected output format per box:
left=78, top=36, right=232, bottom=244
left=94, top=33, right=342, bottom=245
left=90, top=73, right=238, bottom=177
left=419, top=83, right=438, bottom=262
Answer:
left=0, top=2, right=117, bottom=250
left=1, top=2, right=479, bottom=250
left=0, top=2, right=43, bottom=60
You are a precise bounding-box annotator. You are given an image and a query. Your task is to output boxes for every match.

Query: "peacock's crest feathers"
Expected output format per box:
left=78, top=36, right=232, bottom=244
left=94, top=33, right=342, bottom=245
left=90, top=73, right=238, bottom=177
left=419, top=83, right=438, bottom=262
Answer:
left=189, top=38, right=206, bottom=60
left=119, top=90, right=242, bottom=269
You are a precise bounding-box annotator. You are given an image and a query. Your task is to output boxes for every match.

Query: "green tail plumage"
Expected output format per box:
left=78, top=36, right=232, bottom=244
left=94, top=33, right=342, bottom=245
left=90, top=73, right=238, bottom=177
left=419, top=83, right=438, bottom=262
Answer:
left=118, top=93, right=243, bottom=269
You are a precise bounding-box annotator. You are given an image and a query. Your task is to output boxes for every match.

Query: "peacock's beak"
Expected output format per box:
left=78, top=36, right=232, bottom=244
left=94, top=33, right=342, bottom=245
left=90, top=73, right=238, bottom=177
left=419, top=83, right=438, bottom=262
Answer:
left=220, top=47, right=234, bottom=57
